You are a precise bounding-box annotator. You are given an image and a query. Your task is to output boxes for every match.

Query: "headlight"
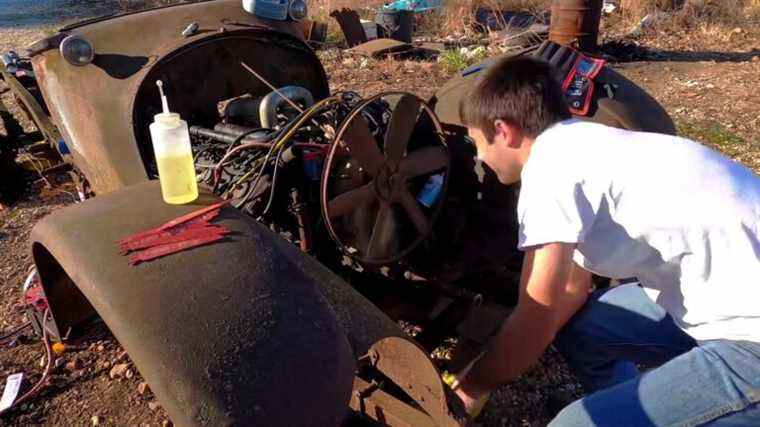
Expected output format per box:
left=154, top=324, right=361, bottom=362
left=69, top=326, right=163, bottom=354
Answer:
left=288, top=0, right=308, bottom=21
left=59, top=35, right=94, bottom=66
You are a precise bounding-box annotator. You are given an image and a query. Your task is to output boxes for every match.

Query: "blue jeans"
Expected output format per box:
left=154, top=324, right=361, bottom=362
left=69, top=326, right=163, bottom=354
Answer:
left=551, top=284, right=760, bottom=427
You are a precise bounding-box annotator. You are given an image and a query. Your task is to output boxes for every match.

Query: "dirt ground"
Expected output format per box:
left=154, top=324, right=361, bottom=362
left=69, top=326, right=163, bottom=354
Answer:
left=1, top=12, right=759, bottom=427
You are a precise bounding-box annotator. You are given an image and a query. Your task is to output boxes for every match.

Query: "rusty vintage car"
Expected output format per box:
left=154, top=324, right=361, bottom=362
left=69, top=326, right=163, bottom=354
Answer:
left=0, top=0, right=675, bottom=425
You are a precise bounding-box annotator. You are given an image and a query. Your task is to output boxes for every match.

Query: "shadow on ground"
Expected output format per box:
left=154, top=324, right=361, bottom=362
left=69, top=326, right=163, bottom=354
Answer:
left=602, top=41, right=760, bottom=63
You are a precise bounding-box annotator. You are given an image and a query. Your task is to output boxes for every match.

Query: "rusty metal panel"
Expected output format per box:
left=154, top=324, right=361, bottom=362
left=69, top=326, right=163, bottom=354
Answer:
left=345, top=38, right=411, bottom=58
left=29, top=0, right=328, bottom=194
left=30, top=181, right=355, bottom=426
left=330, top=8, right=368, bottom=47
left=350, top=377, right=438, bottom=427
left=302, top=20, right=328, bottom=45
left=0, top=63, right=60, bottom=145
left=369, top=337, right=470, bottom=427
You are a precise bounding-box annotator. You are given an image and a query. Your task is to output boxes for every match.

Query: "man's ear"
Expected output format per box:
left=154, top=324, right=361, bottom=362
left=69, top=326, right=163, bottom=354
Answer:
left=493, top=120, right=521, bottom=148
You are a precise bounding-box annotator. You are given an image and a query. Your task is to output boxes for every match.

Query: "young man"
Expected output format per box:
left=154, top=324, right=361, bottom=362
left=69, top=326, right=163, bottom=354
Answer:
left=452, top=56, right=760, bottom=426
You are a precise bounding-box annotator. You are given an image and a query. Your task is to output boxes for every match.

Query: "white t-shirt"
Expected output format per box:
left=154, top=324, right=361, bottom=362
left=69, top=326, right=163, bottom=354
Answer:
left=517, top=120, right=760, bottom=343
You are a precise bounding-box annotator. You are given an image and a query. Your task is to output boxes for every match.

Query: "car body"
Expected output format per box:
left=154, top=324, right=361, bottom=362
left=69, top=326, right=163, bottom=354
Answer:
left=5, top=1, right=674, bottom=425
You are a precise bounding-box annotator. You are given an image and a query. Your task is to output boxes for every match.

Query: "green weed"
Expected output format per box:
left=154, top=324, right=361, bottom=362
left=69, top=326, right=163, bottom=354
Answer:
left=438, top=47, right=488, bottom=74
left=677, top=120, right=746, bottom=156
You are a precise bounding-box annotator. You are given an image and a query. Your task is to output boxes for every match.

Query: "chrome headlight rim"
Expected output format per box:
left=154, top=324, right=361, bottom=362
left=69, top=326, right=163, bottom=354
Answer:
left=59, top=34, right=95, bottom=67
left=288, top=0, right=308, bottom=21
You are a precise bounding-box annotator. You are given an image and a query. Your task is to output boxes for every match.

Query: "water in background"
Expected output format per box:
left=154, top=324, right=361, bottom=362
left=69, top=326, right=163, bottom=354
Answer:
left=0, top=0, right=120, bottom=27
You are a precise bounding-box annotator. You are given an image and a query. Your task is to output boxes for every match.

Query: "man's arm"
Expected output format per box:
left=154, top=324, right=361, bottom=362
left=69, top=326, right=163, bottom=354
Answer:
left=456, top=242, right=592, bottom=402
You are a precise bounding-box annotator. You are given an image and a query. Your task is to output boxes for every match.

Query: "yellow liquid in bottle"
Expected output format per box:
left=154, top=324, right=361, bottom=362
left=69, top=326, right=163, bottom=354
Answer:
left=156, top=152, right=199, bottom=204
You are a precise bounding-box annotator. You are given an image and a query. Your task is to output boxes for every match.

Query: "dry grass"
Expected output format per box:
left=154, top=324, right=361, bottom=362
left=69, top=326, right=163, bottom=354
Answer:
left=308, top=0, right=758, bottom=41
left=435, top=0, right=548, bottom=36
left=307, top=0, right=386, bottom=21
left=618, top=0, right=760, bottom=25
left=307, top=0, right=549, bottom=39
left=599, top=0, right=760, bottom=48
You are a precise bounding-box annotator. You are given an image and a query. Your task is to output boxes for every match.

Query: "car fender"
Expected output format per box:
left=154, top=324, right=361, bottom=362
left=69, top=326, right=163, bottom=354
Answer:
left=30, top=181, right=366, bottom=426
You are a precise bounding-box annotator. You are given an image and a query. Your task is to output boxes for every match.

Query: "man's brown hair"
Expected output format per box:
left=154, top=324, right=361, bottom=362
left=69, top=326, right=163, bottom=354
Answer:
left=459, top=56, right=571, bottom=141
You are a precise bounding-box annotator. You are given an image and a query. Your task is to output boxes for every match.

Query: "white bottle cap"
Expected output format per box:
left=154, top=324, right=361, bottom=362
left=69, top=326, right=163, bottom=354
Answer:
left=154, top=112, right=181, bottom=127
left=154, top=80, right=181, bottom=127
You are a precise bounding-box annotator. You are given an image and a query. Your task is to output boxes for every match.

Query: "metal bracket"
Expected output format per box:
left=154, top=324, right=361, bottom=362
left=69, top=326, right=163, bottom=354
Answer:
left=350, top=376, right=438, bottom=427
left=0, top=63, right=61, bottom=148
left=362, top=336, right=471, bottom=427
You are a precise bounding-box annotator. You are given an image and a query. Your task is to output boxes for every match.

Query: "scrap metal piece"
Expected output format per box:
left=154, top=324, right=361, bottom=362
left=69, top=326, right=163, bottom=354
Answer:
left=345, top=38, right=411, bottom=58
left=182, top=22, right=200, bottom=37
left=302, top=20, right=328, bottom=45
left=0, top=94, right=24, bottom=139
left=330, top=8, right=367, bottom=48
left=368, top=336, right=470, bottom=427
left=0, top=62, right=61, bottom=147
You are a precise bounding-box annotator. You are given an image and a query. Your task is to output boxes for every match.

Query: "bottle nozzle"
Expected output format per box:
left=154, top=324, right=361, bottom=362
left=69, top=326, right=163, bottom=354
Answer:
left=156, top=80, right=170, bottom=114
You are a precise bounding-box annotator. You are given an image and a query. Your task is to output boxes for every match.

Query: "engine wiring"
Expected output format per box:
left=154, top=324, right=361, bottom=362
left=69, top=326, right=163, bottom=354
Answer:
left=225, top=95, right=342, bottom=190
left=0, top=322, right=32, bottom=343
left=0, top=310, right=53, bottom=417
left=211, top=127, right=277, bottom=192
left=215, top=95, right=345, bottom=213
left=190, top=90, right=368, bottom=238
left=258, top=143, right=289, bottom=219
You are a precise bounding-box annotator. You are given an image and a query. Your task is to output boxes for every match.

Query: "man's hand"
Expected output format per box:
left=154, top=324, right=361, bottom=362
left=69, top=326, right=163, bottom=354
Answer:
left=455, top=243, right=592, bottom=412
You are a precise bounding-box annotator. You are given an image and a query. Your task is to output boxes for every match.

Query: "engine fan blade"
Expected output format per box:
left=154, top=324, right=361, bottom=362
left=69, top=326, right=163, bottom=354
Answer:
left=327, top=183, right=375, bottom=218
left=341, top=114, right=384, bottom=177
left=400, top=146, right=449, bottom=178
left=384, top=95, right=421, bottom=169
left=366, top=202, right=398, bottom=260
left=399, top=190, right=430, bottom=235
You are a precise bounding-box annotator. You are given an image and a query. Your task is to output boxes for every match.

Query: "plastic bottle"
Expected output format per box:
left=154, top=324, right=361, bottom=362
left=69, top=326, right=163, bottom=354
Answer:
left=416, top=173, right=444, bottom=208
left=149, top=80, right=198, bottom=205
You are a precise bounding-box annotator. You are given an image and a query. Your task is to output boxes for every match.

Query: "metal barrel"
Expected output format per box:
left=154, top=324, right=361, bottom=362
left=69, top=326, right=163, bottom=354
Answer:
left=549, top=0, right=603, bottom=51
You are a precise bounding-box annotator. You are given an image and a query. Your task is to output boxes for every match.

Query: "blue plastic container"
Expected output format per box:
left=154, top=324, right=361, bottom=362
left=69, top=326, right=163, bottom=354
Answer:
left=382, top=0, right=442, bottom=12
left=242, top=0, right=289, bottom=21
left=416, top=173, right=444, bottom=208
